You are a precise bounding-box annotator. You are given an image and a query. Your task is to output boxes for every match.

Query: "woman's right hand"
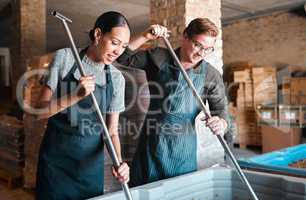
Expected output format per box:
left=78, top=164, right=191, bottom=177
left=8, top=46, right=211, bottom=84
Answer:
left=142, top=24, right=169, bottom=40
left=76, top=75, right=96, bottom=97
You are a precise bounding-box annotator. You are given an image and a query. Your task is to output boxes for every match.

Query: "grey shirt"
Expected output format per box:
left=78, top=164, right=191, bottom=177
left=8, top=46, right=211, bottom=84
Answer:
left=46, top=48, right=125, bottom=113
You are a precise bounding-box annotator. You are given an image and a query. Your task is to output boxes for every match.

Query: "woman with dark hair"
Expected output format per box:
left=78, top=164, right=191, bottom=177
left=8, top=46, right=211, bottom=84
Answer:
left=117, top=18, right=229, bottom=186
left=35, top=11, right=130, bottom=200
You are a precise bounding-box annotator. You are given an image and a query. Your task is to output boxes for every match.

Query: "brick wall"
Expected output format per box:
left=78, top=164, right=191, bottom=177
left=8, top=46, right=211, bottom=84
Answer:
left=10, top=0, right=46, bottom=100
left=223, top=9, right=306, bottom=68
left=150, top=0, right=223, bottom=72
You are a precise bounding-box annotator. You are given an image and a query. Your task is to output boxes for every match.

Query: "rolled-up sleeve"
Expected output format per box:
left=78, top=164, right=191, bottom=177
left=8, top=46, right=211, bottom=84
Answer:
left=116, top=47, right=149, bottom=70
left=45, top=49, right=65, bottom=92
left=116, top=47, right=168, bottom=71
left=107, top=71, right=125, bottom=113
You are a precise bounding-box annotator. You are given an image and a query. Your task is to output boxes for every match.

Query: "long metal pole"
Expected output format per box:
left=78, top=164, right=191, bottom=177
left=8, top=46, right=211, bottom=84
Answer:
left=161, top=37, right=259, bottom=200
left=52, top=11, right=133, bottom=200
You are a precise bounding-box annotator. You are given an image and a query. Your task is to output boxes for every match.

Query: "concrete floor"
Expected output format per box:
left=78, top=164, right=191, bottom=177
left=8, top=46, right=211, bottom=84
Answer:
left=0, top=181, right=33, bottom=200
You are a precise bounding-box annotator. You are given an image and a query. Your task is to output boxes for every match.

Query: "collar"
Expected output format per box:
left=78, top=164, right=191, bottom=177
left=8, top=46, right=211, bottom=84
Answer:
left=172, top=47, right=203, bottom=74
left=72, top=54, right=107, bottom=86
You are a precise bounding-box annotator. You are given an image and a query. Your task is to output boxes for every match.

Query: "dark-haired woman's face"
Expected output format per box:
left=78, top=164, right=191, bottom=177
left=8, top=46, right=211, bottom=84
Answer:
left=97, top=25, right=130, bottom=64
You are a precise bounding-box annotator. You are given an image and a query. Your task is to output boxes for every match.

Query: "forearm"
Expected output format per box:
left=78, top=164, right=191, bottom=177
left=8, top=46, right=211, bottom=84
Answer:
left=107, top=113, right=123, bottom=163
left=35, top=92, right=82, bottom=120
left=117, top=24, right=168, bottom=69
left=110, top=134, right=122, bottom=163
left=128, top=33, right=150, bottom=51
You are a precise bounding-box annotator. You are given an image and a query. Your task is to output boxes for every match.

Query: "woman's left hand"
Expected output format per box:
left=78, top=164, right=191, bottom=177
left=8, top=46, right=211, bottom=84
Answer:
left=112, top=162, right=130, bottom=183
left=204, top=116, right=227, bottom=135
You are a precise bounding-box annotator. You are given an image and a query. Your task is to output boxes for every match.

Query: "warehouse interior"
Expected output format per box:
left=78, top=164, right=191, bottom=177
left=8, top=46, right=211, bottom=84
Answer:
left=0, top=0, right=306, bottom=199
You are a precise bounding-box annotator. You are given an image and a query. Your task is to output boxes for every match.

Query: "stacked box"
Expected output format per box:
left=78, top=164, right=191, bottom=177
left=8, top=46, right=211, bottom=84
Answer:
left=281, top=77, right=291, bottom=105
left=252, top=66, right=277, bottom=107
left=234, top=69, right=260, bottom=146
left=224, top=61, right=251, bottom=81
left=256, top=105, right=278, bottom=126
left=234, top=66, right=278, bottom=147
left=278, top=105, right=301, bottom=127
left=23, top=53, right=53, bottom=189
left=289, top=78, right=306, bottom=105
left=224, top=62, right=251, bottom=104
left=281, top=77, right=306, bottom=105
left=0, top=115, right=24, bottom=177
left=236, top=107, right=260, bottom=146
left=233, top=65, right=306, bottom=147
left=261, top=126, right=302, bottom=153
left=277, top=66, right=306, bottom=104
left=252, top=67, right=277, bottom=146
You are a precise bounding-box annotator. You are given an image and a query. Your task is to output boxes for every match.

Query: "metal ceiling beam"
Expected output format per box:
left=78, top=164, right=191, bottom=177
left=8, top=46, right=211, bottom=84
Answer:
left=222, top=0, right=255, bottom=15
left=222, top=1, right=306, bottom=26
left=107, top=0, right=149, bottom=7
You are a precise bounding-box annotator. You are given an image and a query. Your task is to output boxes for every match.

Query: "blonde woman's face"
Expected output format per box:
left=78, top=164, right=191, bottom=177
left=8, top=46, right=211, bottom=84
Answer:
left=97, top=25, right=130, bottom=64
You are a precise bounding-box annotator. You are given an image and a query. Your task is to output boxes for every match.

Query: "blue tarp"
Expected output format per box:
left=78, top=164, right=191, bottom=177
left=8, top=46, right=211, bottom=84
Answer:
left=238, top=144, right=306, bottom=177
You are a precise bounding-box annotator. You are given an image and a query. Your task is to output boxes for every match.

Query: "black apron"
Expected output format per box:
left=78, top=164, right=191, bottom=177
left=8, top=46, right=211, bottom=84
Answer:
left=36, top=48, right=113, bottom=200
left=130, top=60, right=207, bottom=186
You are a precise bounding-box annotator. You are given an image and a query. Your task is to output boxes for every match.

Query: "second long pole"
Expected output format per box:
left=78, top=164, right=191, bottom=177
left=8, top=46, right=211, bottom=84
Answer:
left=161, top=36, right=259, bottom=200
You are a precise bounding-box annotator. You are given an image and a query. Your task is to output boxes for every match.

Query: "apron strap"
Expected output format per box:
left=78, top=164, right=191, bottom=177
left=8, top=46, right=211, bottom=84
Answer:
left=64, top=47, right=89, bottom=80
left=103, top=65, right=114, bottom=112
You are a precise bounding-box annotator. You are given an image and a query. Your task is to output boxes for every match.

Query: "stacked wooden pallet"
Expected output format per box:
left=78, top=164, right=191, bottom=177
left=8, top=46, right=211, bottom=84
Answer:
left=286, top=77, right=306, bottom=105
left=277, top=66, right=306, bottom=128
left=253, top=67, right=277, bottom=107
left=282, top=76, right=291, bottom=105
left=278, top=66, right=306, bottom=105
left=23, top=53, right=52, bottom=189
left=0, top=115, right=24, bottom=188
left=234, top=68, right=257, bottom=147
left=252, top=67, right=277, bottom=145
left=224, top=62, right=252, bottom=105
left=233, top=65, right=277, bottom=147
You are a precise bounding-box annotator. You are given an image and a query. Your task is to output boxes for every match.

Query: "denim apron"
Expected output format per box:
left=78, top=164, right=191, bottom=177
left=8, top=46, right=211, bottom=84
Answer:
left=130, top=60, right=207, bottom=186
left=36, top=49, right=113, bottom=200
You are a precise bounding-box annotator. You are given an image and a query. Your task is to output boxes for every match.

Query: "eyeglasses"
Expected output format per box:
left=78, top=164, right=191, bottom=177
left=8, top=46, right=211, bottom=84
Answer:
left=190, top=39, right=214, bottom=54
